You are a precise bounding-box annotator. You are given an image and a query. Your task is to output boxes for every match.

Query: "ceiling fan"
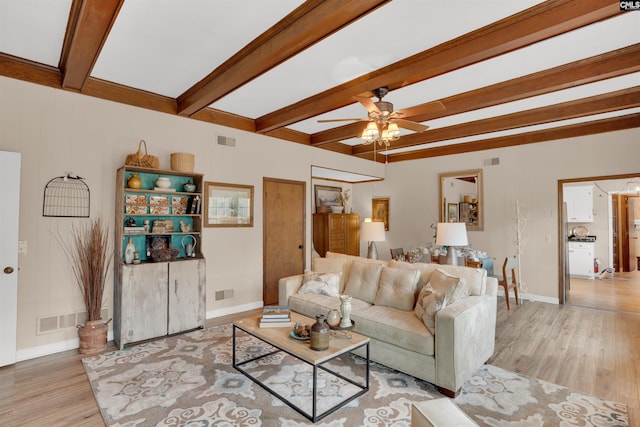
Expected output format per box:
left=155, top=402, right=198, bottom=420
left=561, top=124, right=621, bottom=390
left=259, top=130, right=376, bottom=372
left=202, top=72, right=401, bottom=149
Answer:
left=318, top=87, right=445, bottom=146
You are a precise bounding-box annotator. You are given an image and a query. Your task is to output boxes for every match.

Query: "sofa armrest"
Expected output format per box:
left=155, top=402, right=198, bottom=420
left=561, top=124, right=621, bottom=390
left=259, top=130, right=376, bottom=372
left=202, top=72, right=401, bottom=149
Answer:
left=434, top=294, right=497, bottom=393
left=485, top=277, right=498, bottom=297
left=278, top=274, right=304, bottom=306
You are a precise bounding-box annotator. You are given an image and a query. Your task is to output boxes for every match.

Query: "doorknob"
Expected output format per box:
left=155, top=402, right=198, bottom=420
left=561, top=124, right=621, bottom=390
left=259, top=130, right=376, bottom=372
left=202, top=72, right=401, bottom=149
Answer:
left=298, top=245, right=304, bottom=249
left=3, top=266, right=14, bottom=274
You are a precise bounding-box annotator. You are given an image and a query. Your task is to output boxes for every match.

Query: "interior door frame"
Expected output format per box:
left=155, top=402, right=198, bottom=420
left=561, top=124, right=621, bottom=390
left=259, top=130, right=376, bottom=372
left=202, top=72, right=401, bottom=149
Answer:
left=557, top=172, right=640, bottom=304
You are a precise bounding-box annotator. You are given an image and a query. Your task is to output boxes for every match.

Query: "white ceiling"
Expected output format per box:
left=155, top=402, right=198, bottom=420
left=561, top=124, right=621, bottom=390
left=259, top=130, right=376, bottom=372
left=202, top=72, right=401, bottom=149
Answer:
left=0, top=0, right=638, bottom=161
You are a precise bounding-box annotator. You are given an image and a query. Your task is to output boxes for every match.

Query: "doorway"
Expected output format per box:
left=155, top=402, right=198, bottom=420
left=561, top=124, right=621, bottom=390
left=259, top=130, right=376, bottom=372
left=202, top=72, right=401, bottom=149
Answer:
left=559, top=173, right=640, bottom=313
left=263, top=178, right=306, bottom=306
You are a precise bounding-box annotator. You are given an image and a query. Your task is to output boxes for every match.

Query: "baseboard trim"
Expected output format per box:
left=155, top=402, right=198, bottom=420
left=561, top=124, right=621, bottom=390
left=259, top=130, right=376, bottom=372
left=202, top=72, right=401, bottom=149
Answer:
left=16, top=330, right=114, bottom=362
left=206, top=300, right=263, bottom=319
left=496, top=288, right=559, bottom=305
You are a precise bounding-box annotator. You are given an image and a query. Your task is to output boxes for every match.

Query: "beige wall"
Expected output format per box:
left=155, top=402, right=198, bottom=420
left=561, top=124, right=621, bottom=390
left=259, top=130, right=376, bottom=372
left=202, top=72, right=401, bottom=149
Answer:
left=0, top=76, right=382, bottom=359
left=352, top=129, right=640, bottom=302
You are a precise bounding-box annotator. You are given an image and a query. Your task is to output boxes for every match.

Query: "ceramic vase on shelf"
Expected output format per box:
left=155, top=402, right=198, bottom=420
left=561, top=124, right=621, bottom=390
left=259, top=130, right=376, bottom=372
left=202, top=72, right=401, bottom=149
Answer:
left=127, top=173, right=142, bottom=189
left=155, top=177, right=171, bottom=189
left=310, top=314, right=329, bottom=351
left=339, top=295, right=352, bottom=328
left=124, top=237, right=135, bottom=264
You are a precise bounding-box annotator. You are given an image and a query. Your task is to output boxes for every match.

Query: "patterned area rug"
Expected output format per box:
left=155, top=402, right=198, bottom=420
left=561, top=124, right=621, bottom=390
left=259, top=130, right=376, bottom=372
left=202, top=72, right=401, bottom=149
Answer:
left=82, top=324, right=628, bottom=426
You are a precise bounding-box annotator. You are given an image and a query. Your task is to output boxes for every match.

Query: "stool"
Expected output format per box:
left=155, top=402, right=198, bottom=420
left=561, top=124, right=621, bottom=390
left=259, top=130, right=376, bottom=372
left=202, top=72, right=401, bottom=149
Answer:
left=411, top=398, right=479, bottom=427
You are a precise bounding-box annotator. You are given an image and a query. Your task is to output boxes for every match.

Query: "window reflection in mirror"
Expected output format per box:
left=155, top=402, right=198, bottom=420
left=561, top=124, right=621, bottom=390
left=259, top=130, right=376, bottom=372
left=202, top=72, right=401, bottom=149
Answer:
left=439, top=169, right=483, bottom=231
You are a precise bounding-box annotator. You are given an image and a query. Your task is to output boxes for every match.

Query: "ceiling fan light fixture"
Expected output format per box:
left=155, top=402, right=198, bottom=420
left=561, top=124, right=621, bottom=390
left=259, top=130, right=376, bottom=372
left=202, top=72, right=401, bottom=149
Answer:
left=387, top=122, right=400, bottom=138
left=361, top=121, right=379, bottom=142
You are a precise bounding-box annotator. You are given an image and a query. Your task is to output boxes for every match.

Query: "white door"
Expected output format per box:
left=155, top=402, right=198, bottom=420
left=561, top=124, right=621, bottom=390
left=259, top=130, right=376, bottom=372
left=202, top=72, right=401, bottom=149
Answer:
left=0, top=151, right=20, bottom=366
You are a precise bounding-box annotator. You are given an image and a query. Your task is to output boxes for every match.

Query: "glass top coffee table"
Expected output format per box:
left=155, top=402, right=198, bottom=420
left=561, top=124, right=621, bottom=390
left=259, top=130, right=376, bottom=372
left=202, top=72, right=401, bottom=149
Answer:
left=233, top=311, right=370, bottom=422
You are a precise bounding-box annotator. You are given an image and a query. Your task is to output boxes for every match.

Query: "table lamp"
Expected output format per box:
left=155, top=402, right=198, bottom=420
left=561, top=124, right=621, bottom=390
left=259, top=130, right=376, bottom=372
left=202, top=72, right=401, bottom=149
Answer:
left=361, top=218, right=386, bottom=259
left=435, top=222, right=468, bottom=266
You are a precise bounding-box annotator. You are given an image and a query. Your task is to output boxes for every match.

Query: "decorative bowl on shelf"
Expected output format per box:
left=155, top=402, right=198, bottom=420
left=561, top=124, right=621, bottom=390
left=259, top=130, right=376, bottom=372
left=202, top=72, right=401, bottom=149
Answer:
left=183, top=182, right=196, bottom=192
left=155, top=177, right=171, bottom=189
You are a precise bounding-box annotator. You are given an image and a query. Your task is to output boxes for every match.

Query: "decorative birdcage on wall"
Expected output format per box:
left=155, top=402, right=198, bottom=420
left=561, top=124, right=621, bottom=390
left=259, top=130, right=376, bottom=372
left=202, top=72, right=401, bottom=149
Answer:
left=43, top=173, right=90, bottom=217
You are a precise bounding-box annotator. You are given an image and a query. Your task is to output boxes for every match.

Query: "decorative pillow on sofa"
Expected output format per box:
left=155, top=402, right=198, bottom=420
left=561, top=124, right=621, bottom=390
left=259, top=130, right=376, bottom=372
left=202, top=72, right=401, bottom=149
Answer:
left=299, top=272, right=341, bottom=297
left=429, top=268, right=469, bottom=305
left=414, top=285, right=447, bottom=334
left=343, top=261, right=384, bottom=304
left=312, top=257, right=347, bottom=291
left=373, top=266, right=420, bottom=311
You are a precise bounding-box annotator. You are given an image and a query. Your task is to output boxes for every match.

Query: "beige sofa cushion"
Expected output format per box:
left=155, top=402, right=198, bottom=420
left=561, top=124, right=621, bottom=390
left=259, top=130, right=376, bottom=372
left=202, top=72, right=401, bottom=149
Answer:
left=389, top=260, right=486, bottom=296
left=373, top=266, right=420, bottom=311
left=352, top=305, right=434, bottom=356
left=288, top=293, right=371, bottom=320
left=326, top=251, right=387, bottom=289
left=343, top=261, right=384, bottom=303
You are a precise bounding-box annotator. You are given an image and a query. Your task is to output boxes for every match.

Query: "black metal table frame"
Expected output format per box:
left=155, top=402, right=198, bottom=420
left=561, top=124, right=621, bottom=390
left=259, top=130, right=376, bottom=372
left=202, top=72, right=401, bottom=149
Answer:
left=232, top=324, right=370, bottom=422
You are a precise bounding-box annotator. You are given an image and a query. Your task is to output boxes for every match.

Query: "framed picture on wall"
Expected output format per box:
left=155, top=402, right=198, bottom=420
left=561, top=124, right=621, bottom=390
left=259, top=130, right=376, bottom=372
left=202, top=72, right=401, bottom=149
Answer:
left=314, top=185, right=342, bottom=212
left=447, top=203, right=458, bottom=223
left=372, top=197, right=389, bottom=231
left=203, top=181, right=254, bottom=227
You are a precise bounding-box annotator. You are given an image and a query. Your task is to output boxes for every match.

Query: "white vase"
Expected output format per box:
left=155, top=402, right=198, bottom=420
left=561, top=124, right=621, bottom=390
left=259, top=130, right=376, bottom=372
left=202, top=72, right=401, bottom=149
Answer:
left=339, top=295, right=352, bottom=328
left=124, top=237, right=135, bottom=264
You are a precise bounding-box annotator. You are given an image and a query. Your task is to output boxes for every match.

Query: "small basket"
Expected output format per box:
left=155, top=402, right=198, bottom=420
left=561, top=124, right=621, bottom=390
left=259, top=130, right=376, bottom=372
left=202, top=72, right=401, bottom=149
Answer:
left=170, top=153, right=194, bottom=172
left=150, top=248, right=179, bottom=262
left=125, top=140, right=159, bottom=169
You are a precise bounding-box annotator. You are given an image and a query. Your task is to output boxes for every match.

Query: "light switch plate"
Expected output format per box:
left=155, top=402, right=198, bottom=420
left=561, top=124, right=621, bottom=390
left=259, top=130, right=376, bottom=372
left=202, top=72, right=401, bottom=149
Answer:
left=18, top=240, right=27, bottom=255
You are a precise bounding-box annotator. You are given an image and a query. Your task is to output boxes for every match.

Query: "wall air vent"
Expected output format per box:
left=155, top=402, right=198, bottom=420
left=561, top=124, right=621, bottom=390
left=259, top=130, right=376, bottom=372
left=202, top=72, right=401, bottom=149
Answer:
left=217, top=135, right=236, bottom=147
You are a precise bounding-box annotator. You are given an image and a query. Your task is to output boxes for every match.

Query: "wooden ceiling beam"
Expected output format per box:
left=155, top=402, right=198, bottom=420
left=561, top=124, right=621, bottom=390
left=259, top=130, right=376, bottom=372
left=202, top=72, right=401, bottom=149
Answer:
left=176, top=0, right=389, bottom=117
left=386, top=114, right=640, bottom=162
left=255, top=0, right=621, bottom=133
left=310, top=44, right=640, bottom=145
left=59, top=0, right=123, bottom=91
left=352, top=87, right=640, bottom=156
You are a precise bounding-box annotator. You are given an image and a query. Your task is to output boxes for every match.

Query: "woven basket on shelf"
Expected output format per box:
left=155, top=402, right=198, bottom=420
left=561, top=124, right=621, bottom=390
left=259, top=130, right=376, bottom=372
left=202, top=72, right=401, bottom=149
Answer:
left=170, top=153, right=194, bottom=172
left=125, top=140, right=159, bottom=169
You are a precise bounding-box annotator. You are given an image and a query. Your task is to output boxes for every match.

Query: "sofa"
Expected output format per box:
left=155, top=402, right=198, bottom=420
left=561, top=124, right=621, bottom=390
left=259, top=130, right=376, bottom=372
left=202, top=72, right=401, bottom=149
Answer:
left=278, top=252, right=498, bottom=396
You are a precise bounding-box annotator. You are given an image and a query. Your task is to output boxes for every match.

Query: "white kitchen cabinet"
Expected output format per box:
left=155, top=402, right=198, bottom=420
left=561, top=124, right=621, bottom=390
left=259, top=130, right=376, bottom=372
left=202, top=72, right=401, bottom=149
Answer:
left=115, top=259, right=205, bottom=349
left=568, top=241, right=594, bottom=279
left=564, top=185, right=593, bottom=222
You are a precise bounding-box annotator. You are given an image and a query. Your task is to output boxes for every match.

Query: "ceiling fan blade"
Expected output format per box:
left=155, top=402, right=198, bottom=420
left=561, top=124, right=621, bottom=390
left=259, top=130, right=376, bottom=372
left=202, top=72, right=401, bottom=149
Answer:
left=398, top=100, right=445, bottom=118
left=394, top=118, right=429, bottom=133
left=354, top=95, right=381, bottom=114
left=317, top=118, right=369, bottom=123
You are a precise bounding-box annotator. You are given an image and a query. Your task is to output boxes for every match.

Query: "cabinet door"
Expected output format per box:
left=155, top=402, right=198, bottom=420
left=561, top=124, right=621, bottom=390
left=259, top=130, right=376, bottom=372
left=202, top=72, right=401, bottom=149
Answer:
left=120, top=263, right=168, bottom=344
left=344, top=214, right=360, bottom=255
left=168, top=259, right=206, bottom=334
left=565, top=186, right=593, bottom=222
left=568, top=242, right=594, bottom=278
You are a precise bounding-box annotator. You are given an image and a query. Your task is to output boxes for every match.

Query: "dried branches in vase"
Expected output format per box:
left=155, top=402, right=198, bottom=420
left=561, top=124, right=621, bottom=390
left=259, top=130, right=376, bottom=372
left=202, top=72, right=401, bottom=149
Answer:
left=57, top=217, right=113, bottom=354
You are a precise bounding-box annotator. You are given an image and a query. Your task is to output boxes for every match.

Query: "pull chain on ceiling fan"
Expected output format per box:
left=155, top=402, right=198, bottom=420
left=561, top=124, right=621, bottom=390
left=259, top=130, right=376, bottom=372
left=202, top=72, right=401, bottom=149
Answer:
left=318, top=87, right=445, bottom=148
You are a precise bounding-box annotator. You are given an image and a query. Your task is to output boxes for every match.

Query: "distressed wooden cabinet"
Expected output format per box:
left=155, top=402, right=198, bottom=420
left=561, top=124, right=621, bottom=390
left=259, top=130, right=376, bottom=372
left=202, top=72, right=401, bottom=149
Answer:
left=113, top=166, right=206, bottom=349
left=313, top=213, right=360, bottom=257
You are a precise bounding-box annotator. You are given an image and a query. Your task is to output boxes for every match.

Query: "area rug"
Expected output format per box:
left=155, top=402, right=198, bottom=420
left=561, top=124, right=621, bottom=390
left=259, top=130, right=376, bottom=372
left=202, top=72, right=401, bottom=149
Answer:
left=82, top=324, right=628, bottom=426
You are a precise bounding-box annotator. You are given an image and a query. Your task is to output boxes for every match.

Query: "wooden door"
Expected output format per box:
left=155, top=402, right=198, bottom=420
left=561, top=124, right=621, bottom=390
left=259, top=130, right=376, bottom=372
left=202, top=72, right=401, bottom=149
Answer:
left=0, top=151, right=20, bottom=366
left=263, top=178, right=305, bottom=306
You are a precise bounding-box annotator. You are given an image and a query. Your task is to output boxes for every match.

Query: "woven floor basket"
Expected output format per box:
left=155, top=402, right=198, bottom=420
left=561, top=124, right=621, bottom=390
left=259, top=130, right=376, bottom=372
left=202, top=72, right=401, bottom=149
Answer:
left=170, top=153, right=194, bottom=172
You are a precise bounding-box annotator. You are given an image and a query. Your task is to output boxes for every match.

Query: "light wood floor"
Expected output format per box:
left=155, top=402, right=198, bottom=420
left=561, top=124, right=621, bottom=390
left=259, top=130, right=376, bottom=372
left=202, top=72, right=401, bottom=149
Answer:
left=567, top=271, right=640, bottom=313
left=1, top=303, right=638, bottom=426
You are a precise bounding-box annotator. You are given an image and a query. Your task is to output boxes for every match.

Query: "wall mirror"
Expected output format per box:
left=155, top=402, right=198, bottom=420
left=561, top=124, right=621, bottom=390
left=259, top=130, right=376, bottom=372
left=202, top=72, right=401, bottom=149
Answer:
left=439, top=169, right=483, bottom=231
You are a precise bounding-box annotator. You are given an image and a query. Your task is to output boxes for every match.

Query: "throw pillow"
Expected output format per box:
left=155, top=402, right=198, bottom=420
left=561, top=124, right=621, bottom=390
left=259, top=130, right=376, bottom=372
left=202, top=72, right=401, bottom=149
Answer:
left=312, top=257, right=346, bottom=291
left=429, top=268, right=470, bottom=305
left=414, top=285, right=448, bottom=334
left=298, top=272, right=341, bottom=297
left=343, top=261, right=384, bottom=304
left=373, top=266, right=420, bottom=311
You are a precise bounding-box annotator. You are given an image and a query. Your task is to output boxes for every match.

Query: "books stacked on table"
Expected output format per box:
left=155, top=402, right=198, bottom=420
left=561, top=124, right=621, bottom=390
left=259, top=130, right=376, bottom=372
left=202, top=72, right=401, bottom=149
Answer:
left=259, top=305, right=291, bottom=328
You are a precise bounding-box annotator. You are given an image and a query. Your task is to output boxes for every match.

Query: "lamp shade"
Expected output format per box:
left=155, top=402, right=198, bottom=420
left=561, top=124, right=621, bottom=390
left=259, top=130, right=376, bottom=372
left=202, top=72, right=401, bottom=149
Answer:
left=361, top=220, right=385, bottom=242
left=435, top=222, right=468, bottom=246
